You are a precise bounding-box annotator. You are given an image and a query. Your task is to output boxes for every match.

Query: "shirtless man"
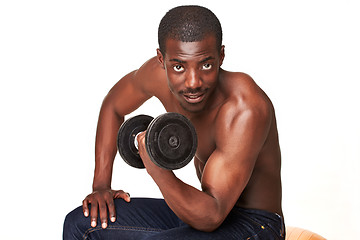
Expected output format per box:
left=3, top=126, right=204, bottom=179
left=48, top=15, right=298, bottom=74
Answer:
left=63, top=5, right=285, bottom=239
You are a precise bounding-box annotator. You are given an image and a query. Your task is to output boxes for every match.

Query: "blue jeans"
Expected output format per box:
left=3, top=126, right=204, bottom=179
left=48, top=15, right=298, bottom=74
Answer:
left=63, top=198, right=285, bottom=239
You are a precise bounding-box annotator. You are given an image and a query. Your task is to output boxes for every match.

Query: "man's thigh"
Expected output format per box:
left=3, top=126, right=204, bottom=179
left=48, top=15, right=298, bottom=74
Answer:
left=110, top=198, right=181, bottom=229
left=64, top=199, right=284, bottom=240
left=145, top=207, right=285, bottom=240
left=63, top=198, right=181, bottom=240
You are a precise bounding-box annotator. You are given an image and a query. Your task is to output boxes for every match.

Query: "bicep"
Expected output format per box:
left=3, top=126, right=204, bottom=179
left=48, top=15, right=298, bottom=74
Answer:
left=201, top=107, right=271, bottom=216
left=201, top=149, right=254, bottom=217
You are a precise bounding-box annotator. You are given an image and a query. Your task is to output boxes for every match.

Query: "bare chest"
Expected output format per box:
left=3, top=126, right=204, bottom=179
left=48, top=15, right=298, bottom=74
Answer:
left=192, top=119, right=216, bottom=164
left=158, top=94, right=219, bottom=172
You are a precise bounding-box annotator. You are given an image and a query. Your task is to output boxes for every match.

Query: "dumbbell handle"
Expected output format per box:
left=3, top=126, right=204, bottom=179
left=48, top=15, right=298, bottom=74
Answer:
left=135, top=131, right=180, bottom=150
left=134, top=131, right=143, bottom=150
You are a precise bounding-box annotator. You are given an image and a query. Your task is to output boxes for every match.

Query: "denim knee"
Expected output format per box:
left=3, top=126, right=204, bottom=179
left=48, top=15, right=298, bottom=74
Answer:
left=63, top=206, right=89, bottom=239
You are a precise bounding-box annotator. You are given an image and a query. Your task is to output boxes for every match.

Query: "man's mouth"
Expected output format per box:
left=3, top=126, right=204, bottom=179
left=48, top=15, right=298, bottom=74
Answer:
left=182, top=92, right=206, bottom=104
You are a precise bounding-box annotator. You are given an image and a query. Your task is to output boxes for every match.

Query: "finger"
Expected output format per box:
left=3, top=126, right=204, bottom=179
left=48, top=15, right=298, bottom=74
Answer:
left=106, top=198, right=116, bottom=223
left=98, top=200, right=108, bottom=229
left=82, top=198, right=90, bottom=217
left=114, top=190, right=131, bottom=202
left=137, top=131, right=146, bottom=146
left=124, top=192, right=131, bottom=202
left=90, top=201, right=98, bottom=228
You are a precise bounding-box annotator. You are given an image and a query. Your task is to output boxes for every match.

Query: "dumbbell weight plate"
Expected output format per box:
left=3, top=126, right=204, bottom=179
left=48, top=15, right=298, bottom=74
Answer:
left=145, top=112, right=197, bottom=170
left=117, top=115, right=154, bottom=168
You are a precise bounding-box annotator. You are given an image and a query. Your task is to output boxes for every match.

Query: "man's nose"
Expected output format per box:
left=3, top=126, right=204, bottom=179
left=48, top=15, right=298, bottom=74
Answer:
left=185, top=70, right=202, bottom=89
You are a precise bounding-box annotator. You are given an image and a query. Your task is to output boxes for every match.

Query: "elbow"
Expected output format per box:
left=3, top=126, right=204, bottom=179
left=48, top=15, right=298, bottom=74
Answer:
left=191, top=214, right=225, bottom=232
left=199, top=225, right=221, bottom=233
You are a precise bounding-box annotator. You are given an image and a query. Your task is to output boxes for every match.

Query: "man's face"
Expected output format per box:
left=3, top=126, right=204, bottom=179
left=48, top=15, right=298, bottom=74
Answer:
left=158, top=35, right=224, bottom=113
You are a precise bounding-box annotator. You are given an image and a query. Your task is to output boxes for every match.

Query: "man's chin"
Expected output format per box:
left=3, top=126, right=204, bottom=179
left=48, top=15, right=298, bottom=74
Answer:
left=180, top=102, right=205, bottom=113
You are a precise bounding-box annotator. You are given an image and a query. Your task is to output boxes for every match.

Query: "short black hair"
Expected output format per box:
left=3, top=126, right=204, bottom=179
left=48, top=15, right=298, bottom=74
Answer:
left=158, top=5, right=222, bottom=55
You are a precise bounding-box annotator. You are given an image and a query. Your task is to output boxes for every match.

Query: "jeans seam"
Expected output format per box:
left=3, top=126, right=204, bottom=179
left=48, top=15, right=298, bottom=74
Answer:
left=265, top=223, right=282, bottom=239
left=242, top=214, right=284, bottom=240
left=240, top=213, right=267, bottom=240
left=82, top=225, right=163, bottom=239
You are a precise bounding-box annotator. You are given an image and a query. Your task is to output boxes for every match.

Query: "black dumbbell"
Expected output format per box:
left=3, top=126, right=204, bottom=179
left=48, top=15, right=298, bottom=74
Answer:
left=117, top=112, right=197, bottom=170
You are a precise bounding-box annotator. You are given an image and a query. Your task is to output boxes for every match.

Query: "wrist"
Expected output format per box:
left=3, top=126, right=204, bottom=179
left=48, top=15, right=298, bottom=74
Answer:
left=92, top=182, right=111, bottom=191
left=148, top=167, right=174, bottom=184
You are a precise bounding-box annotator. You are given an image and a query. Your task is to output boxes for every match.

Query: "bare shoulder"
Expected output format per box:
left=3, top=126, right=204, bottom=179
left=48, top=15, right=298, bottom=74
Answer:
left=109, top=57, right=166, bottom=96
left=215, top=71, right=274, bottom=145
left=102, top=57, right=166, bottom=116
left=219, top=70, right=273, bottom=119
left=133, top=57, right=167, bottom=95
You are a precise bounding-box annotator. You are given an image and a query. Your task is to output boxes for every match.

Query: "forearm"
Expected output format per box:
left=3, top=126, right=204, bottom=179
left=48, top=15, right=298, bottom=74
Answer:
left=150, top=170, right=225, bottom=232
left=92, top=151, right=116, bottom=190
left=93, top=103, right=124, bottom=190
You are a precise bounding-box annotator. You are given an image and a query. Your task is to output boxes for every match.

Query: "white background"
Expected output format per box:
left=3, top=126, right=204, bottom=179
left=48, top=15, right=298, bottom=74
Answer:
left=1, top=1, right=359, bottom=239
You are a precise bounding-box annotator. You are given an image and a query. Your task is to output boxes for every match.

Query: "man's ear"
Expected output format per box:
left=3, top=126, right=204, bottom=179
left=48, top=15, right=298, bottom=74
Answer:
left=219, top=45, right=225, bottom=67
left=156, top=49, right=165, bottom=69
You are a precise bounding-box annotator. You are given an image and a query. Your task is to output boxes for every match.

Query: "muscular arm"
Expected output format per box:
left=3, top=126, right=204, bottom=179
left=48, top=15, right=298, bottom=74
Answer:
left=83, top=58, right=159, bottom=228
left=138, top=99, right=272, bottom=232
left=93, top=70, right=151, bottom=190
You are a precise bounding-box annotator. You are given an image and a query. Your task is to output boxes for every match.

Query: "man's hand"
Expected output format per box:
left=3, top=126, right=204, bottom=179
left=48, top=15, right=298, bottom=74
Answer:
left=137, top=131, right=164, bottom=175
left=82, top=189, right=130, bottom=229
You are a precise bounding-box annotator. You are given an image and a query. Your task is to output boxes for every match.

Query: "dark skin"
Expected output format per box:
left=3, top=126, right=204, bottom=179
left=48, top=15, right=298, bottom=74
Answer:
left=82, top=34, right=283, bottom=232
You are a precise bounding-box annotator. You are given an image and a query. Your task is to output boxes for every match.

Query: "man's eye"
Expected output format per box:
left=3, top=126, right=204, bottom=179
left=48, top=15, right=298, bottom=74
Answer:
left=173, top=65, right=184, bottom=72
left=202, top=63, right=212, bottom=70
